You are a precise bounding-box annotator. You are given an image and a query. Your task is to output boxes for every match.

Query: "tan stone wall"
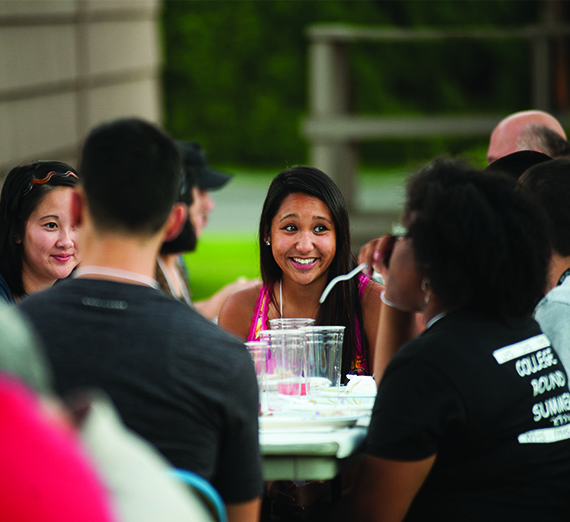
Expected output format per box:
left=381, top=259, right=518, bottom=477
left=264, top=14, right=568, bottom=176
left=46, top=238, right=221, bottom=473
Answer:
left=0, top=0, right=163, bottom=182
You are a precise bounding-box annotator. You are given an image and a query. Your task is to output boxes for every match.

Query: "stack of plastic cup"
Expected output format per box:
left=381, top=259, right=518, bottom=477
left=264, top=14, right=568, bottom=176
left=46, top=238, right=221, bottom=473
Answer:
left=269, top=318, right=315, bottom=330
left=259, top=329, right=307, bottom=409
left=245, top=340, right=268, bottom=414
left=304, top=326, right=345, bottom=395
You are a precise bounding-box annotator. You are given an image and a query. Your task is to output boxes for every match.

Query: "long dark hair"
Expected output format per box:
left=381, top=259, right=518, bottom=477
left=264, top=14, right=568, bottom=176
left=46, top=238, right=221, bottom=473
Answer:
left=259, top=166, right=368, bottom=378
left=0, top=160, right=79, bottom=299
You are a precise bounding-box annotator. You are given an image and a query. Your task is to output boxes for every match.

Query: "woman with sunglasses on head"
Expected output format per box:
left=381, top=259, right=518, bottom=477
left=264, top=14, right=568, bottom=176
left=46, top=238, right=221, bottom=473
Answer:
left=0, top=161, right=79, bottom=303
left=345, top=158, right=570, bottom=522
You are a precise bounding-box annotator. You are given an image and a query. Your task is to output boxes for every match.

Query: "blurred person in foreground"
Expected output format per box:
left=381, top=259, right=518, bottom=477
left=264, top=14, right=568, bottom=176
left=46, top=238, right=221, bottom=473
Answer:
left=0, top=301, right=114, bottom=522
left=0, top=374, right=115, bottom=522
left=487, top=109, right=569, bottom=164
left=519, top=159, right=570, bottom=374
left=18, top=117, right=263, bottom=522
left=159, top=141, right=258, bottom=321
left=344, top=158, right=570, bottom=522
left=0, top=301, right=215, bottom=522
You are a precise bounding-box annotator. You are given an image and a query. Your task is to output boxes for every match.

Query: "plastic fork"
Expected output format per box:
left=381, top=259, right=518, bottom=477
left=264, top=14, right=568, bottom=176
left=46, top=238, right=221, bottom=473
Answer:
left=319, top=263, right=368, bottom=304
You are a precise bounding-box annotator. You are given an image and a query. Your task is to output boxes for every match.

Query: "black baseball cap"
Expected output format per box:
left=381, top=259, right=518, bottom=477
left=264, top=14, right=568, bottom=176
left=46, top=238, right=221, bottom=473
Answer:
left=177, top=141, right=231, bottom=191
left=485, top=150, right=552, bottom=180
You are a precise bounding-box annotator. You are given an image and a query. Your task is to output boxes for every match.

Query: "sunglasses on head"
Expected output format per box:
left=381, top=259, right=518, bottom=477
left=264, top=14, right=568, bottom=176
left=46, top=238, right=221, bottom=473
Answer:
left=22, top=171, right=78, bottom=197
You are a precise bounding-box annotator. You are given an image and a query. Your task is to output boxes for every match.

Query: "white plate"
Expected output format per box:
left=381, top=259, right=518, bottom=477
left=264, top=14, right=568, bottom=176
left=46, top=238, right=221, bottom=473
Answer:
left=317, top=386, right=377, bottom=399
left=279, top=396, right=373, bottom=414
left=259, top=412, right=364, bottom=430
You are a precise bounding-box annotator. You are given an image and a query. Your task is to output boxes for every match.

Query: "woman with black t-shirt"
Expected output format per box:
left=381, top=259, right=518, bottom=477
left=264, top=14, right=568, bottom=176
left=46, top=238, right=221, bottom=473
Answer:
left=347, top=158, right=570, bottom=522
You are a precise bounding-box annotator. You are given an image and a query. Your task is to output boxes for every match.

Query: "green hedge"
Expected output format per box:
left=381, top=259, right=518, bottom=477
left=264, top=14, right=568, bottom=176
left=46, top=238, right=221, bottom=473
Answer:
left=161, top=0, right=540, bottom=168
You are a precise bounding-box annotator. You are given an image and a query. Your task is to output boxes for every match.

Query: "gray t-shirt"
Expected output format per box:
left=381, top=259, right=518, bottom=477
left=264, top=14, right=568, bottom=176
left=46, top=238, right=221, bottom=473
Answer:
left=19, top=278, right=263, bottom=503
left=534, top=277, right=570, bottom=375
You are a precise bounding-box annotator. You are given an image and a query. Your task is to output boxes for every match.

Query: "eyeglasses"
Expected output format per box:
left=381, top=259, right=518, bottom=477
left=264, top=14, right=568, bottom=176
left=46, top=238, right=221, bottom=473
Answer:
left=180, top=171, right=189, bottom=196
left=22, top=171, right=78, bottom=197
left=383, top=223, right=408, bottom=268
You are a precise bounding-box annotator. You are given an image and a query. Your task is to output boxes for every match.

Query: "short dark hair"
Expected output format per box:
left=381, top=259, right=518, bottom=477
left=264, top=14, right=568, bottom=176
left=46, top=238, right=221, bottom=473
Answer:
left=79, top=118, right=182, bottom=235
left=259, top=166, right=367, bottom=377
left=519, top=159, right=570, bottom=257
left=0, top=160, right=78, bottom=298
left=404, top=157, right=549, bottom=318
left=519, top=125, right=570, bottom=159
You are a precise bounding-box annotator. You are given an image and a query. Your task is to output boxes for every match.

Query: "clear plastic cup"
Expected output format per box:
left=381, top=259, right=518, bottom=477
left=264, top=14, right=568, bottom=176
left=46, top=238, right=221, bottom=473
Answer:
left=245, top=340, right=268, bottom=414
left=269, top=318, right=315, bottom=330
left=304, top=326, right=345, bottom=394
left=259, top=329, right=307, bottom=407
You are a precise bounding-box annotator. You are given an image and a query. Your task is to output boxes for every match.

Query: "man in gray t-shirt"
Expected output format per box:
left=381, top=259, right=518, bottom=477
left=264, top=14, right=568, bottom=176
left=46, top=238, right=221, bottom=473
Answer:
left=18, top=118, right=262, bottom=522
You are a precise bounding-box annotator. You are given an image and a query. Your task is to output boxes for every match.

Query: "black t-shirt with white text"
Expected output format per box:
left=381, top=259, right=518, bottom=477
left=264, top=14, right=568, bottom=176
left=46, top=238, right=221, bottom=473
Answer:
left=367, top=310, right=570, bottom=521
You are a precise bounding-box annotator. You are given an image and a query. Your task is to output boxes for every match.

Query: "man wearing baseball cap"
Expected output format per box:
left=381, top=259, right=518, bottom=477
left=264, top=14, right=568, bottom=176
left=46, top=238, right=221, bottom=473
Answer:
left=158, top=142, right=259, bottom=321
left=178, top=141, right=231, bottom=238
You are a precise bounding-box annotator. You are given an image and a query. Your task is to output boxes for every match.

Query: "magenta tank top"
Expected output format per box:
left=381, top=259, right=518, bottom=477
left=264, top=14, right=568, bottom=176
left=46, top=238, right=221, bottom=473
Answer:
left=247, top=274, right=371, bottom=374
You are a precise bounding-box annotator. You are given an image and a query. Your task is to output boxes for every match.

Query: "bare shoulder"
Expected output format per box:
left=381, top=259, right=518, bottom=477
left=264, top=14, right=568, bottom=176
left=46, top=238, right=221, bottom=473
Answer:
left=217, top=283, right=262, bottom=341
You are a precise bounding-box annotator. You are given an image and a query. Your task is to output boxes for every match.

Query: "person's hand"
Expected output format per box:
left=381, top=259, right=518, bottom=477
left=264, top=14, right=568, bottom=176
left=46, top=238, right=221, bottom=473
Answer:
left=358, top=238, right=382, bottom=277
left=222, top=277, right=260, bottom=295
left=358, top=235, right=396, bottom=283
left=361, top=234, right=413, bottom=311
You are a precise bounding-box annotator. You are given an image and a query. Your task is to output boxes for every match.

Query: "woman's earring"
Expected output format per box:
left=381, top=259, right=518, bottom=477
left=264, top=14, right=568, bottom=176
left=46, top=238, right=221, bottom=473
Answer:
left=265, top=240, right=271, bottom=246
left=421, top=278, right=431, bottom=306
left=14, top=233, right=21, bottom=244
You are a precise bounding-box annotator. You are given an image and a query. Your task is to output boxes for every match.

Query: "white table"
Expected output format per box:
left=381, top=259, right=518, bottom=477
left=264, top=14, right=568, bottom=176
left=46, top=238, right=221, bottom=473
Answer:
left=258, top=382, right=375, bottom=486
left=260, top=416, right=370, bottom=481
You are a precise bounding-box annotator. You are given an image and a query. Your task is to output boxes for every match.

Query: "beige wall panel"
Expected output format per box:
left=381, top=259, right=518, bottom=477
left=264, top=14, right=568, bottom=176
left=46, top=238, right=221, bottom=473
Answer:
left=86, top=19, right=158, bottom=77
left=84, top=0, right=159, bottom=13
left=0, top=101, right=10, bottom=170
left=3, top=93, right=78, bottom=162
left=0, top=25, right=77, bottom=92
left=0, top=1, right=76, bottom=16
left=86, top=78, right=160, bottom=129
left=0, top=0, right=164, bottom=183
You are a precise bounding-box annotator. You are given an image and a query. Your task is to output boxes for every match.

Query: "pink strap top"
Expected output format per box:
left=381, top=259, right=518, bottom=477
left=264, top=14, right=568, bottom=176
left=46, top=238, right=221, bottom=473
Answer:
left=247, top=283, right=272, bottom=342
left=247, top=274, right=372, bottom=374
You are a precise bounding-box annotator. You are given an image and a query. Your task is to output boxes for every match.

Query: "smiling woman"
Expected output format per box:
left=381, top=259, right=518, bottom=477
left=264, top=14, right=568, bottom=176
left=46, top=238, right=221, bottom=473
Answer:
left=217, top=165, right=384, bottom=518
left=218, top=165, right=383, bottom=380
left=268, top=192, right=337, bottom=288
left=0, top=161, right=79, bottom=303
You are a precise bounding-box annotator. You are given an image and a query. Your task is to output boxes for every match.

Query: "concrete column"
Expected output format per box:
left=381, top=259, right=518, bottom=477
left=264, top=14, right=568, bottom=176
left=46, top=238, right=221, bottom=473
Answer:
left=308, top=39, right=357, bottom=211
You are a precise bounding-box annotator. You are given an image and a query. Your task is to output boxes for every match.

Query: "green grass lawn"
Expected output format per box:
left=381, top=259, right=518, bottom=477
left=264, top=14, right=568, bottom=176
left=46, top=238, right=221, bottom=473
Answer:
left=182, top=232, right=261, bottom=301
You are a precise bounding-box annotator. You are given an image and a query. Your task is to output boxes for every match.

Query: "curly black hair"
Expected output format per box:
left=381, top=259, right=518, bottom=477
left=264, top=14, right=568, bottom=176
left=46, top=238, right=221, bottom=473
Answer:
left=519, top=158, right=570, bottom=257
left=404, top=157, right=550, bottom=318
